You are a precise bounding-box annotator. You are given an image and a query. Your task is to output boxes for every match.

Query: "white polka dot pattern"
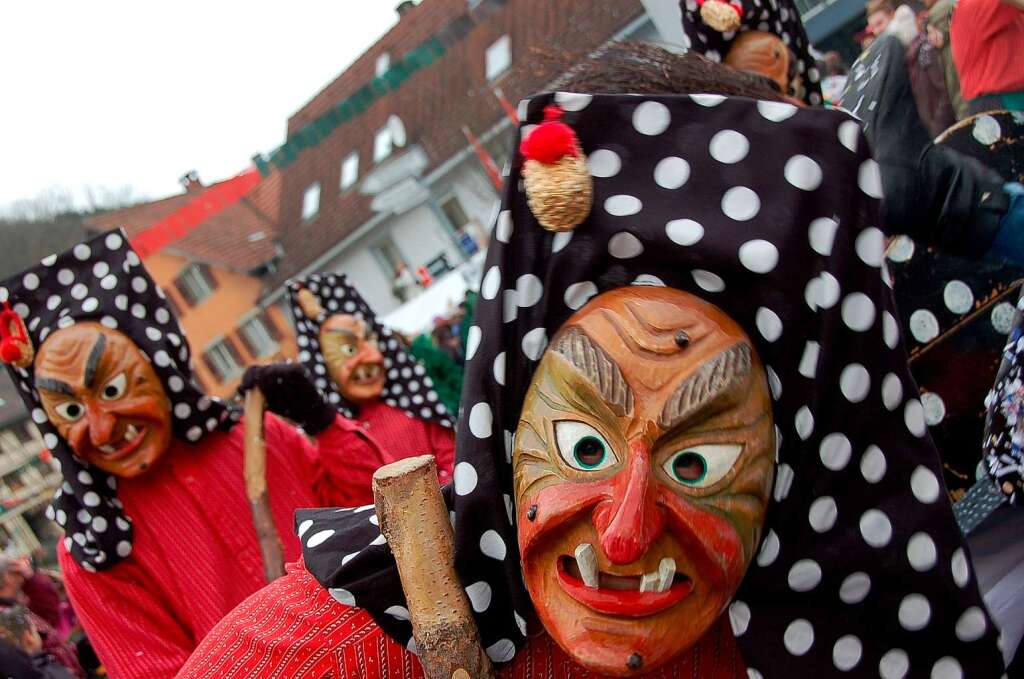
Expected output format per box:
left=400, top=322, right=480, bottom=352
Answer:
left=285, top=274, right=453, bottom=429
left=1, top=229, right=233, bottom=572
left=291, top=93, right=1000, bottom=675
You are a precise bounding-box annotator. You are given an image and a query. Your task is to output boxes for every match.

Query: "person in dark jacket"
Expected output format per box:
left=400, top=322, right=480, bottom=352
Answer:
left=906, top=15, right=956, bottom=136
left=841, top=34, right=1024, bottom=263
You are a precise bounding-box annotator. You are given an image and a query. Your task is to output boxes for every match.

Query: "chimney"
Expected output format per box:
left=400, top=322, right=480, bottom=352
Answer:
left=396, top=1, right=415, bottom=17
left=180, top=170, right=203, bottom=193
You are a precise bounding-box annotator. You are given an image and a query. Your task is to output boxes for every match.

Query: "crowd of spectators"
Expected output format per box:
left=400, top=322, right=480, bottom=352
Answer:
left=0, top=555, right=100, bottom=678
left=855, top=0, right=1023, bottom=135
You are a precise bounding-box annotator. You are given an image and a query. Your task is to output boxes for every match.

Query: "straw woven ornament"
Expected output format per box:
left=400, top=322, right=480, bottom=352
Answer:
left=700, top=0, right=742, bottom=33
left=521, top=105, right=593, bottom=233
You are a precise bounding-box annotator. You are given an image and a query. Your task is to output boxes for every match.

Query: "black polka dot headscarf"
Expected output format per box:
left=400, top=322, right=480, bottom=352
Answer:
left=287, top=274, right=452, bottom=428
left=679, top=0, right=823, bottom=105
left=297, top=93, right=1003, bottom=676
left=0, top=230, right=237, bottom=572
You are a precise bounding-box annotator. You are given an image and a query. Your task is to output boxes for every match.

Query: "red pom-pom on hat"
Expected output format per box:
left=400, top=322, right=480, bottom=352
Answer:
left=0, top=339, right=22, bottom=364
left=520, top=106, right=580, bottom=164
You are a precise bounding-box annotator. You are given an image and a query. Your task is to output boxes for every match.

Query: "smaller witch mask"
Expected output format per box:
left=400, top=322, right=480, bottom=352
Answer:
left=514, top=287, right=774, bottom=675
left=35, top=322, right=173, bottom=478
left=320, top=314, right=385, bottom=404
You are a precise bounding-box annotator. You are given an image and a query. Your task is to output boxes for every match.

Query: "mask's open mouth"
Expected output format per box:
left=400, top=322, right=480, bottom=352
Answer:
left=556, top=547, right=693, bottom=617
left=95, top=423, right=148, bottom=461
left=350, top=363, right=383, bottom=386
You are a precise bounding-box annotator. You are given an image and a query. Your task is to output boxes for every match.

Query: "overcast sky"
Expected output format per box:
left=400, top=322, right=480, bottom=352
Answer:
left=0, top=1, right=398, bottom=210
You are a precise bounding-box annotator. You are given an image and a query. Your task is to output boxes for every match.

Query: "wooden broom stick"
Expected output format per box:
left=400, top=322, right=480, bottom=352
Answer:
left=244, top=387, right=286, bottom=582
left=373, top=455, right=495, bottom=679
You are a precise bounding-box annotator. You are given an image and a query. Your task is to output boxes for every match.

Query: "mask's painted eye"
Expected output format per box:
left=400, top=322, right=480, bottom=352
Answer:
left=663, top=444, right=744, bottom=488
left=340, top=344, right=357, bottom=357
left=554, top=421, right=618, bottom=471
left=100, top=373, right=127, bottom=401
left=54, top=401, right=86, bottom=422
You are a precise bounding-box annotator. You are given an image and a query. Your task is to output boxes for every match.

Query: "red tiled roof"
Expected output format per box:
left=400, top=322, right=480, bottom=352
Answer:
left=86, top=173, right=282, bottom=272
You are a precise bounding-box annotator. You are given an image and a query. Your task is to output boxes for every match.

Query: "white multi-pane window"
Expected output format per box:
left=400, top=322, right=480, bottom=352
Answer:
left=340, top=152, right=360, bottom=190
left=375, top=52, right=391, bottom=78
left=204, top=338, right=242, bottom=382
left=174, top=263, right=217, bottom=306
left=374, top=128, right=393, bottom=163
left=485, top=34, right=511, bottom=81
left=302, top=182, right=321, bottom=221
left=240, top=315, right=278, bottom=358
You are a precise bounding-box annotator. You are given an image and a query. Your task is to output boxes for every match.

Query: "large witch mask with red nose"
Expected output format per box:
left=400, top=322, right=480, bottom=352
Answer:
left=515, top=287, right=773, bottom=674
left=295, top=93, right=1002, bottom=677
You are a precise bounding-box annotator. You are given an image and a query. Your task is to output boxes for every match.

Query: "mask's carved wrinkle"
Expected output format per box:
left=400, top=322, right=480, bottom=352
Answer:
left=659, top=344, right=752, bottom=430
left=553, top=327, right=633, bottom=416
left=37, top=336, right=90, bottom=376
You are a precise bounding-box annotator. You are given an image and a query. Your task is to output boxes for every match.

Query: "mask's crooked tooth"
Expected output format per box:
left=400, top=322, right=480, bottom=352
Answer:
left=656, top=557, right=677, bottom=593
left=126, top=424, right=138, bottom=439
left=574, top=543, right=599, bottom=589
left=99, top=444, right=116, bottom=454
left=639, top=573, right=659, bottom=593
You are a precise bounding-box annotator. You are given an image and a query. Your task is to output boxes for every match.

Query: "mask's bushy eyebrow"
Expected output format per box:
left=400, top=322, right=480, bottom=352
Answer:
left=659, top=343, right=752, bottom=430
left=36, top=377, right=74, bottom=396
left=552, top=327, right=633, bottom=416
left=84, top=332, right=107, bottom=388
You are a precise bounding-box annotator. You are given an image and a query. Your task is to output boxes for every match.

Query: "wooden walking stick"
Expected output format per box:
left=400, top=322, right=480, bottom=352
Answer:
left=244, top=387, right=286, bottom=582
left=373, top=455, right=495, bottom=679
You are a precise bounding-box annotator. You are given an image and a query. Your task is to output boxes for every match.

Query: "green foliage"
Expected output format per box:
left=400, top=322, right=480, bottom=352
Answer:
left=409, top=334, right=464, bottom=415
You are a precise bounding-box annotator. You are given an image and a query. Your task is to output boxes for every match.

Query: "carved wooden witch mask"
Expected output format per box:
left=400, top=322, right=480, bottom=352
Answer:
left=319, top=314, right=386, bottom=404
left=514, top=287, right=775, bottom=675
left=35, top=322, right=172, bottom=478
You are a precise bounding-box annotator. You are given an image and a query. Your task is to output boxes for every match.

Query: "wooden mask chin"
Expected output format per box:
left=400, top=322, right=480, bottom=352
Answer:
left=319, top=314, right=385, bottom=404
left=34, top=323, right=172, bottom=478
left=513, top=287, right=775, bottom=676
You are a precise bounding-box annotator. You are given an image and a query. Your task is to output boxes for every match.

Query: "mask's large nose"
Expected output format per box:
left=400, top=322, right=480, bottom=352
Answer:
left=593, top=439, right=665, bottom=564
left=356, top=339, right=383, bottom=365
left=86, top=403, right=117, bottom=447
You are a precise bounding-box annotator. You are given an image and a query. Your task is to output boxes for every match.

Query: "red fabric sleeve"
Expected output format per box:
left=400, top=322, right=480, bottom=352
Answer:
left=59, top=545, right=194, bottom=679
left=310, top=414, right=384, bottom=508
left=260, top=411, right=325, bottom=494
left=176, top=561, right=408, bottom=679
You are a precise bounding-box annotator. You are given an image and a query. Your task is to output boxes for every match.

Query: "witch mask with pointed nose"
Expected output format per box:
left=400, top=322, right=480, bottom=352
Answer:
left=514, top=286, right=774, bottom=675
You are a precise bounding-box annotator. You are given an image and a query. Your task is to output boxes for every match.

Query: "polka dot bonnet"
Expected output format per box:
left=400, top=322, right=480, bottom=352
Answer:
left=287, top=273, right=453, bottom=428
left=297, top=93, right=1002, bottom=675
left=0, top=230, right=236, bottom=571
left=680, top=0, right=823, bottom=105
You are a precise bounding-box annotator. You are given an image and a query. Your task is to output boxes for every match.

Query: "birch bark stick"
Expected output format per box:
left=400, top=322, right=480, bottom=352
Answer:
left=373, top=455, right=495, bottom=679
left=244, top=387, right=286, bottom=582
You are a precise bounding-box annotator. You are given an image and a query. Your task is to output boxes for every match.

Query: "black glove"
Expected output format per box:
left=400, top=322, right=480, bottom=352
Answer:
left=238, top=363, right=336, bottom=435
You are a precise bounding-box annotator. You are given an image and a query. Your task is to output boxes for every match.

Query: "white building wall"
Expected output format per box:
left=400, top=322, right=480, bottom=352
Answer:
left=388, top=204, right=464, bottom=273
left=434, top=164, right=503, bottom=248
left=330, top=247, right=397, bottom=313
